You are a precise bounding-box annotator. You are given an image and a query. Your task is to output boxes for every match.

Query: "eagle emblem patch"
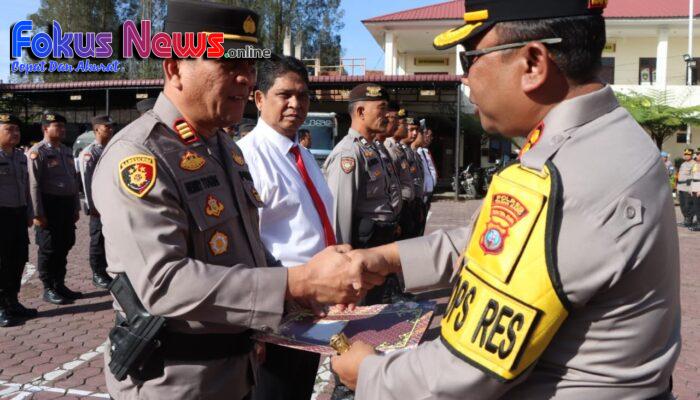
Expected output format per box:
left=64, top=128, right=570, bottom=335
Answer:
left=180, top=151, right=206, bottom=171
left=119, top=155, right=157, bottom=198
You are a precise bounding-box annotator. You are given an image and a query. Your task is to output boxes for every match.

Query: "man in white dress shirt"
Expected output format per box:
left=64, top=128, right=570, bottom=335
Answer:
left=417, top=128, right=437, bottom=210
left=239, top=55, right=334, bottom=400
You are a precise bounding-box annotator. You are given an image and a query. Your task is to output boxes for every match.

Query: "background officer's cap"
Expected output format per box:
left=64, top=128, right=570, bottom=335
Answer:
left=348, top=83, right=389, bottom=103
left=684, top=148, right=693, bottom=156
left=165, top=0, right=263, bottom=54
left=397, top=109, right=407, bottom=119
left=434, top=0, right=608, bottom=50
left=0, top=113, right=21, bottom=126
left=405, top=114, right=419, bottom=126
left=91, top=114, right=113, bottom=126
left=41, top=111, right=66, bottom=125
left=136, top=98, right=157, bottom=115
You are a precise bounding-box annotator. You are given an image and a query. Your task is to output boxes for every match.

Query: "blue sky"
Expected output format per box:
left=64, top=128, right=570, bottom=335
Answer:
left=0, top=0, right=439, bottom=81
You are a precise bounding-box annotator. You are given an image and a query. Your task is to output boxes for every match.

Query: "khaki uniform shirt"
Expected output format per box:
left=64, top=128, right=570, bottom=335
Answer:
left=323, top=129, right=395, bottom=244
left=405, top=144, right=425, bottom=200
left=93, top=93, right=287, bottom=400
left=0, top=148, right=32, bottom=219
left=385, top=137, right=415, bottom=201
left=28, top=140, right=80, bottom=218
left=357, top=86, right=680, bottom=400
left=78, top=141, right=104, bottom=214
left=375, top=139, right=403, bottom=216
left=677, top=160, right=695, bottom=192
left=691, top=161, right=700, bottom=193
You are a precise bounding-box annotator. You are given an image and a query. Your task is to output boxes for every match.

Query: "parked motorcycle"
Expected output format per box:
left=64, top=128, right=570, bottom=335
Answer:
left=452, top=163, right=483, bottom=199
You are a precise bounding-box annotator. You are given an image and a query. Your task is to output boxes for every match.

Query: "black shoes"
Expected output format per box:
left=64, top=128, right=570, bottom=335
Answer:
left=0, top=308, right=20, bottom=327
left=43, top=287, right=71, bottom=305
left=92, top=273, right=113, bottom=289
left=54, top=283, right=83, bottom=300
left=7, top=299, right=38, bottom=318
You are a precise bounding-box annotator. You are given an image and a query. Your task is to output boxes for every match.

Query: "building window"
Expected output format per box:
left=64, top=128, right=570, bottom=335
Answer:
left=688, top=58, right=700, bottom=85
left=639, top=58, right=656, bottom=85
left=677, top=132, right=688, bottom=143
left=600, top=57, right=615, bottom=84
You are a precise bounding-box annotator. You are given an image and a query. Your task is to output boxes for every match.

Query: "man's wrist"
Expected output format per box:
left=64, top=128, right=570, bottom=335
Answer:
left=286, top=264, right=310, bottom=300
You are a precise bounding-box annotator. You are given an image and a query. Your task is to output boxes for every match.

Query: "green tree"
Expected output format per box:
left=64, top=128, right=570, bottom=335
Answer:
left=616, top=90, right=700, bottom=149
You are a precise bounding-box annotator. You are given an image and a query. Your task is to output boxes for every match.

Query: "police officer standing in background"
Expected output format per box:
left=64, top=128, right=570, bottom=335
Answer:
left=333, top=1, right=681, bottom=398
left=92, top=2, right=378, bottom=399
left=29, top=112, right=82, bottom=305
left=324, top=83, right=399, bottom=305
left=404, top=116, right=426, bottom=236
left=677, top=148, right=696, bottom=227
left=690, top=148, right=700, bottom=231
left=78, top=115, right=114, bottom=288
left=374, top=102, right=403, bottom=225
left=384, top=108, right=416, bottom=239
left=0, top=113, right=37, bottom=327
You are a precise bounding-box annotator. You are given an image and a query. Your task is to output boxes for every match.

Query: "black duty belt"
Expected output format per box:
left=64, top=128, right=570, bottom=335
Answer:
left=158, top=330, right=253, bottom=361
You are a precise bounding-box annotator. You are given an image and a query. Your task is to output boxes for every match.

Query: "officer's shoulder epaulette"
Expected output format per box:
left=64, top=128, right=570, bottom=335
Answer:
left=111, top=112, right=159, bottom=146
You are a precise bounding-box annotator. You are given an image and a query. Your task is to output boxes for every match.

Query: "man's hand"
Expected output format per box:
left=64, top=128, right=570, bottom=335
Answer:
left=331, top=341, right=377, bottom=390
left=347, top=243, right=402, bottom=278
left=33, top=217, right=47, bottom=228
left=287, top=245, right=385, bottom=305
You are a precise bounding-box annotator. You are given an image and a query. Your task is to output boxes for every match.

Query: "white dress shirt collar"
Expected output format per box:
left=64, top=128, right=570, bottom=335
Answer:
left=256, top=118, right=297, bottom=155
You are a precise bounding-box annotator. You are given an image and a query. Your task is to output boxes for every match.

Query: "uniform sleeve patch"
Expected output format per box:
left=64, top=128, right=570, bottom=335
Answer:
left=340, top=157, right=355, bottom=174
left=118, top=154, right=157, bottom=198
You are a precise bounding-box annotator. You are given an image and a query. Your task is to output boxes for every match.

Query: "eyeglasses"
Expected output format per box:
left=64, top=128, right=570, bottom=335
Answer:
left=458, top=38, right=563, bottom=75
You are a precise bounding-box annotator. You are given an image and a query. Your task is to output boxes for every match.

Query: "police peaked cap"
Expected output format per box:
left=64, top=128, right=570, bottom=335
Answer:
left=91, top=114, right=113, bottom=126
left=165, top=0, right=262, bottom=52
left=42, top=112, right=66, bottom=124
left=348, top=83, right=389, bottom=103
left=433, top=0, right=608, bottom=50
left=0, top=113, right=21, bottom=126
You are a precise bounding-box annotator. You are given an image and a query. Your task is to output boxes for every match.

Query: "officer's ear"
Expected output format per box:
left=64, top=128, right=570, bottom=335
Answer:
left=355, top=102, right=366, bottom=120
left=520, top=42, right=551, bottom=94
left=254, top=89, right=266, bottom=112
left=163, top=59, right=184, bottom=91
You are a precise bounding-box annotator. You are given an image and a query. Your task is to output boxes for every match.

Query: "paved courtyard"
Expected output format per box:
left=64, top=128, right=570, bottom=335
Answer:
left=0, top=198, right=698, bottom=399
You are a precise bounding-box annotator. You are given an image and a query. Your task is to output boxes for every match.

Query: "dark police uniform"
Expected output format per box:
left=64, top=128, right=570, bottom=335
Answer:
left=690, top=148, right=700, bottom=231
left=78, top=115, right=113, bottom=288
left=0, top=113, right=36, bottom=327
left=28, top=112, right=82, bottom=305
left=93, top=3, right=289, bottom=399
left=354, top=1, right=680, bottom=398
left=405, top=117, right=427, bottom=236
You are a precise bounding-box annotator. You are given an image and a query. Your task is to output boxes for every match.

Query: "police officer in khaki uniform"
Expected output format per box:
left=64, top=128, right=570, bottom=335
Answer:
left=403, top=116, right=426, bottom=237
left=332, top=1, right=680, bottom=398
left=385, top=109, right=416, bottom=239
left=28, top=112, right=82, bottom=305
left=92, top=3, right=378, bottom=399
left=78, top=115, right=114, bottom=288
left=323, top=83, right=398, bottom=248
left=0, top=113, right=37, bottom=327
left=677, top=148, right=696, bottom=227
left=374, top=101, right=403, bottom=220
left=690, top=148, right=700, bottom=231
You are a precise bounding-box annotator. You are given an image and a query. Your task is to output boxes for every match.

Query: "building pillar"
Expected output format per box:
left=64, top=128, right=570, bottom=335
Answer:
left=384, top=31, right=396, bottom=75
left=655, top=27, right=669, bottom=87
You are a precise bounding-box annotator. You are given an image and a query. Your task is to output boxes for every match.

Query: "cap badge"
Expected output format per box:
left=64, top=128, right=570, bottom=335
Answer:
left=45, top=114, right=55, bottom=122
left=119, top=155, right=157, bottom=198
left=179, top=150, right=206, bottom=171
left=366, top=86, right=382, bottom=97
left=397, top=109, right=406, bottom=117
left=205, top=194, right=225, bottom=218
left=0, top=114, right=9, bottom=122
left=209, top=231, right=229, bottom=256
left=243, top=15, right=256, bottom=34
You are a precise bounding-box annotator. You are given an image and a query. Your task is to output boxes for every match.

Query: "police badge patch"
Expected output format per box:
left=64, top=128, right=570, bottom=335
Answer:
left=180, top=150, right=206, bottom=171
left=341, top=157, right=355, bottom=173
left=119, top=155, right=157, bottom=198
left=205, top=194, right=225, bottom=217
left=479, top=193, right=529, bottom=255
left=209, top=231, right=229, bottom=256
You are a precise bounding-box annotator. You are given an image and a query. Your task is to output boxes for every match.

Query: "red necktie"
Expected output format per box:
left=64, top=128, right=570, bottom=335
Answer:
left=289, top=145, right=336, bottom=246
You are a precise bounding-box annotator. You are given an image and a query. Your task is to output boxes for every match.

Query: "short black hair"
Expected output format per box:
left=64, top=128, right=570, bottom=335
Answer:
left=298, top=128, right=311, bottom=140
left=495, top=15, right=606, bottom=83
left=256, top=55, right=310, bottom=94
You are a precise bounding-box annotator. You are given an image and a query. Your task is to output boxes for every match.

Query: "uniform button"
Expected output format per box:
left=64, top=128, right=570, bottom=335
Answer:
left=550, top=135, right=565, bottom=145
left=625, top=206, right=636, bottom=219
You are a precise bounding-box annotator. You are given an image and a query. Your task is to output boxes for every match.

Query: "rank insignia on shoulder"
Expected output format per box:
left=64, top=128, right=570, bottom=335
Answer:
left=30, top=152, right=39, bottom=160
left=119, top=155, right=157, bottom=198
left=341, top=157, right=355, bottom=173
left=205, top=194, right=225, bottom=217
left=173, top=118, right=199, bottom=145
left=480, top=193, right=529, bottom=255
left=232, top=151, right=246, bottom=166
left=209, top=231, right=229, bottom=256
left=180, top=150, right=206, bottom=171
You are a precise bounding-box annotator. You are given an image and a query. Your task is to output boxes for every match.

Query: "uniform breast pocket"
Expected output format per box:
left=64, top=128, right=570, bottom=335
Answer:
left=240, top=177, right=264, bottom=209
left=186, top=189, right=240, bottom=263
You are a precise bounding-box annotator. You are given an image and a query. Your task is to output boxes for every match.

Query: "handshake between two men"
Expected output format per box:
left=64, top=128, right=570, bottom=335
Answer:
left=284, top=243, right=402, bottom=308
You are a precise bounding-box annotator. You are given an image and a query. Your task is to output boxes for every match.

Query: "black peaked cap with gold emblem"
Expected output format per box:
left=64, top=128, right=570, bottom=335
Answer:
left=165, top=0, right=262, bottom=53
left=41, top=112, right=66, bottom=125
left=348, top=83, right=389, bottom=103
left=91, top=114, right=113, bottom=126
left=433, top=0, right=608, bottom=50
left=0, top=112, right=21, bottom=126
